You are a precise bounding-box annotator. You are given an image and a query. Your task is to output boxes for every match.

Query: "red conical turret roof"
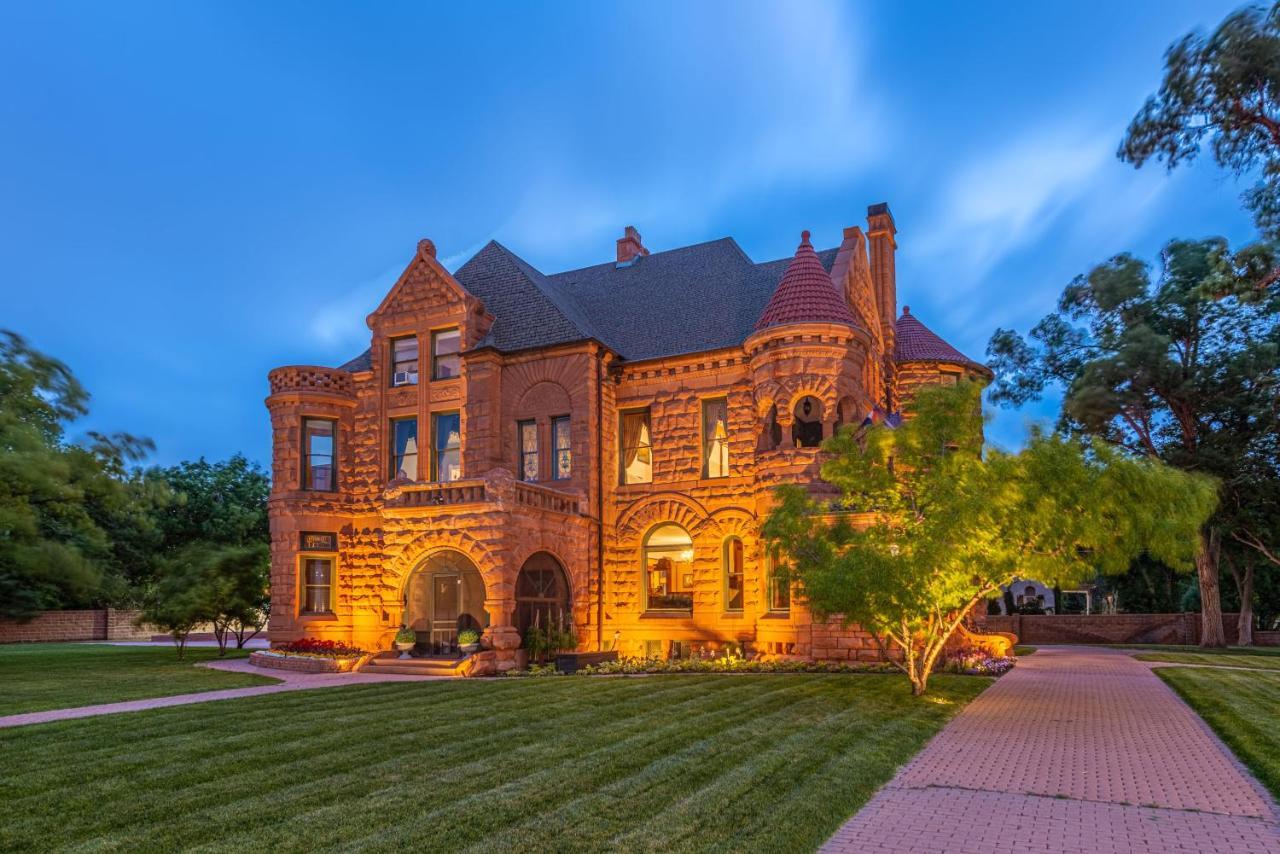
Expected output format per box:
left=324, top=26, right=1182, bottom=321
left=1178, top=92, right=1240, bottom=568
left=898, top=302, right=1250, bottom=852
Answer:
left=754, top=231, right=860, bottom=331
left=894, top=306, right=989, bottom=373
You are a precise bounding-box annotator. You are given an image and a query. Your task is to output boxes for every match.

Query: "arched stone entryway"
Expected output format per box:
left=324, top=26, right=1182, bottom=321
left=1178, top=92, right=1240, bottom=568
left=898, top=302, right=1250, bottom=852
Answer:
left=403, top=549, right=490, bottom=655
left=514, top=552, right=571, bottom=641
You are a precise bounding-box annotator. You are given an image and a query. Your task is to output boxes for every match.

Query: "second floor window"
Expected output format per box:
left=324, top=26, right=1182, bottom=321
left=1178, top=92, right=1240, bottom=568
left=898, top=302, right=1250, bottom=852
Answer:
left=432, top=328, right=461, bottom=379
left=390, top=336, right=418, bottom=386
left=390, top=417, right=418, bottom=480
left=302, top=417, right=336, bottom=491
left=552, top=415, right=571, bottom=480
left=702, top=397, right=729, bottom=478
left=620, top=409, right=652, bottom=484
left=301, top=557, right=333, bottom=614
left=432, top=411, right=462, bottom=482
left=518, top=420, right=538, bottom=482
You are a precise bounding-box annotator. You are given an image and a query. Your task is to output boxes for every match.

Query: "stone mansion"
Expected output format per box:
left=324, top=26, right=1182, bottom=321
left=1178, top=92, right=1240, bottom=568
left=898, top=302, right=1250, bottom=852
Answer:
left=266, top=203, right=990, bottom=672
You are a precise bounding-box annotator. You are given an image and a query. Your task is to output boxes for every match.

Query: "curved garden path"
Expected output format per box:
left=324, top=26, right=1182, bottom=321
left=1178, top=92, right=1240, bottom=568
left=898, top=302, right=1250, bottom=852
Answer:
left=822, top=646, right=1280, bottom=853
left=0, top=659, right=435, bottom=729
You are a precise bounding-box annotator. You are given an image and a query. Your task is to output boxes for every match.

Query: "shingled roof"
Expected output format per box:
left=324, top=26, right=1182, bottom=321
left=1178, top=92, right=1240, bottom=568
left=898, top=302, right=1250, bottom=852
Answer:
left=333, top=236, right=847, bottom=368
left=754, top=231, right=860, bottom=331
left=895, top=307, right=988, bottom=372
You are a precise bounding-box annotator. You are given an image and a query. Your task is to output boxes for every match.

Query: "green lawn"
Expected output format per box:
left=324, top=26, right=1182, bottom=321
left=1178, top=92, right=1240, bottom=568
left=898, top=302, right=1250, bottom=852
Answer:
left=0, top=673, right=988, bottom=852
left=1133, top=646, right=1280, bottom=670
left=0, top=644, right=279, bottom=716
left=1157, top=666, right=1280, bottom=800
left=1013, top=645, right=1036, bottom=656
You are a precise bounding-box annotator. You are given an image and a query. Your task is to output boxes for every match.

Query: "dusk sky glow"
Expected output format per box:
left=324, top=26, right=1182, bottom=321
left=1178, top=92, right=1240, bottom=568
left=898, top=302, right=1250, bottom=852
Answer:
left=1, top=1, right=1258, bottom=466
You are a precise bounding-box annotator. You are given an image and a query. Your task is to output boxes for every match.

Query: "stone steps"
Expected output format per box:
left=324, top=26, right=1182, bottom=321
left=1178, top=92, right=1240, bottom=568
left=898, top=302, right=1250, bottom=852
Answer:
left=359, top=655, right=470, bottom=677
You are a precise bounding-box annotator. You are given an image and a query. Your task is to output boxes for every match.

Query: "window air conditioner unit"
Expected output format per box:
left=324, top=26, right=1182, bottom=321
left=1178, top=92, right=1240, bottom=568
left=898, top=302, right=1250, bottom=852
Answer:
left=393, top=371, right=418, bottom=386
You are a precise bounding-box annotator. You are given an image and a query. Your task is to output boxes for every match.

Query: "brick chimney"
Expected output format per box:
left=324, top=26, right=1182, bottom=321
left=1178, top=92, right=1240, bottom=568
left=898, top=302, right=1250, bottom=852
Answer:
left=616, top=225, right=649, bottom=265
left=866, top=203, right=897, bottom=335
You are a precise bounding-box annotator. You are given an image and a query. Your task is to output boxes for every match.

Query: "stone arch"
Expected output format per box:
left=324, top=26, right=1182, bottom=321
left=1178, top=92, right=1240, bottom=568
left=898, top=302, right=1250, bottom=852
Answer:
left=704, top=505, right=758, bottom=540
left=791, top=395, right=825, bottom=448
left=616, top=492, right=711, bottom=541
left=514, top=551, right=573, bottom=640
left=776, top=376, right=837, bottom=415
left=400, top=547, right=490, bottom=654
left=515, top=380, right=572, bottom=418
left=389, top=528, right=504, bottom=601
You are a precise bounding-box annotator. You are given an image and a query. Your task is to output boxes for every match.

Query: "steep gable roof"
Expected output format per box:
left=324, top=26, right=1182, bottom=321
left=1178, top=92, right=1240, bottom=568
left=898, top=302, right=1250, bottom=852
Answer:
left=895, top=307, right=989, bottom=372
left=755, top=231, right=860, bottom=331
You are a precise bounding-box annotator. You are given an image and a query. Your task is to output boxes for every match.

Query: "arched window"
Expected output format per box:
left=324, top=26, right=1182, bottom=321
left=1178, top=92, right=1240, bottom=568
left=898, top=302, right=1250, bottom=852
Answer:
left=792, top=396, right=823, bottom=448
left=723, top=537, right=744, bottom=612
left=514, top=552, right=571, bottom=640
left=834, top=397, right=858, bottom=434
left=644, top=523, right=694, bottom=611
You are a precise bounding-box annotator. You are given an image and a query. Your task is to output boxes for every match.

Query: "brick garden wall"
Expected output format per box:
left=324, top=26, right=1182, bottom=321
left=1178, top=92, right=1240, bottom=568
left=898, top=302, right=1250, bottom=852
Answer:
left=0, top=609, right=166, bottom=643
left=978, top=613, right=1278, bottom=647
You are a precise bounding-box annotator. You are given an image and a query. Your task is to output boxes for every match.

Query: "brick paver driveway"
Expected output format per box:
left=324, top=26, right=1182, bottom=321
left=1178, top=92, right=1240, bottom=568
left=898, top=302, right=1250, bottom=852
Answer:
left=823, top=646, right=1280, bottom=853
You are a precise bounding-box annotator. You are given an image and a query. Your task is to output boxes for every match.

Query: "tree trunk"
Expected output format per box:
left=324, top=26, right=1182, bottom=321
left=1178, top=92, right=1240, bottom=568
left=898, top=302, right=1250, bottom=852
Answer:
left=1238, top=560, right=1255, bottom=647
left=1196, top=528, right=1226, bottom=648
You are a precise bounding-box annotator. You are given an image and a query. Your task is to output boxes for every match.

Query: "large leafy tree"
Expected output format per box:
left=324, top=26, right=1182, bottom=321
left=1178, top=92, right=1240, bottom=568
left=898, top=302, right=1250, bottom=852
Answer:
left=0, top=331, right=160, bottom=618
left=987, top=239, right=1279, bottom=645
left=763, top=382, right=1214, bottom=695
left=1121, top=3, right=1280, bottom=243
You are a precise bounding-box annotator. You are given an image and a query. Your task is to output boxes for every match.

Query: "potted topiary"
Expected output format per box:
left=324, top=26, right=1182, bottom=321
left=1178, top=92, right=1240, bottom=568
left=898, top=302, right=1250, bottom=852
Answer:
left=457, top=628, right=481, bottom=654
left=394, top=626, right=417, bottom=659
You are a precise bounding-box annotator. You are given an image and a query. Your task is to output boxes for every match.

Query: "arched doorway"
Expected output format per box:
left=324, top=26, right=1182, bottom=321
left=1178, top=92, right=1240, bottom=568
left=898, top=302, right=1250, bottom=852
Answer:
left=792, top=396, right=824, bottom=448
left=514, top=552, right=572, bottom=641
left=403, top=550, right=489, bottom=655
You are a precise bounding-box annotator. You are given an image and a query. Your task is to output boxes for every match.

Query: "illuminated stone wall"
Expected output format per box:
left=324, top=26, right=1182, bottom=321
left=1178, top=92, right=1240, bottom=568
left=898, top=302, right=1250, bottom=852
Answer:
left=266, top=217, right=989, bottom=666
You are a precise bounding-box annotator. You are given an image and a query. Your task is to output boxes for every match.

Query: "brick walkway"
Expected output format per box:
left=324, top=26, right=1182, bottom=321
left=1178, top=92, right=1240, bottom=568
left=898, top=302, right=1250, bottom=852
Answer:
left=822, top=646, right=1280, bottom=853
left=0, top=659, right=437, bottom=729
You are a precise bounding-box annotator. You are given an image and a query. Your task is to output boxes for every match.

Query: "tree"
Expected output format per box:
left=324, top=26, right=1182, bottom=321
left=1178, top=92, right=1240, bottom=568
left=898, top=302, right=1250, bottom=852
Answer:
left=1121, top=3, right=1280, bottom=243
left=762, top=382, right=1214, bottom=695
left=144, top=543, right=269, bottom=656
left=153, top=456, right=269, bottom=552
left=987, top=239, right=1279, bottom=645
left=0, top=331, right=160, bottom=618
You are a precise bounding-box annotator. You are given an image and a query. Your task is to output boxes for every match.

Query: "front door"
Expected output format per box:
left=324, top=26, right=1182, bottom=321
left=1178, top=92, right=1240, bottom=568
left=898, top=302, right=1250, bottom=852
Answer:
left=432, top=573, right=460, bottom=652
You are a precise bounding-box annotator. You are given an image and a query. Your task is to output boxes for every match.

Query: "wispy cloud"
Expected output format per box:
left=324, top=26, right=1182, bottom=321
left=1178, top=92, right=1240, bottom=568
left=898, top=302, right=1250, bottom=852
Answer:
left=497, top=0, right=883, bottom=257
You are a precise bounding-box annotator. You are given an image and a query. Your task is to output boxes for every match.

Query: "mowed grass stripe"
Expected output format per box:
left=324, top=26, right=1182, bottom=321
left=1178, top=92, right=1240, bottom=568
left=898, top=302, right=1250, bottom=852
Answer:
left=1157, top=666, right=1280, bottom=800
left=194, top=676, right=813, bottom=851
left=3, top=677, right=713, bottom=846
left=340, top=676, right=824, bottom=851
left=0, top=675, right=987, bottom=853
left=0, top=644, right=277, bottom=715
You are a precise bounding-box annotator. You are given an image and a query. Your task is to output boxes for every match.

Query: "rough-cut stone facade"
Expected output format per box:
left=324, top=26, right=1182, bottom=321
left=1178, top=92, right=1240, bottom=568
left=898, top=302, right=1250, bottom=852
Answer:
left=266, top=204, right=992, bottom=671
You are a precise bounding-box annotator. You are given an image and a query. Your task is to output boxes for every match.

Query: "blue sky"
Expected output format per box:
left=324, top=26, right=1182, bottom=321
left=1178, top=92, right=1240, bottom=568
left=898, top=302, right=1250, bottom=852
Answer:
left=0, top=1, right=1259, bottom=466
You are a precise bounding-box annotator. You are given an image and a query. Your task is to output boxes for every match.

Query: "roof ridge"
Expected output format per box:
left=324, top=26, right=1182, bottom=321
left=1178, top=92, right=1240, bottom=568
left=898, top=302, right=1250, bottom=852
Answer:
left=549, top=235, right=751, bottom=279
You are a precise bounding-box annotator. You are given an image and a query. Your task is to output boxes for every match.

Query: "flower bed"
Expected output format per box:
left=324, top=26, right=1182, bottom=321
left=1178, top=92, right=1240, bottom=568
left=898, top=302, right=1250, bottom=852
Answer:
left=499, top=654, right=1016, bottom=678
left=250, top=639, right=371, bottom=673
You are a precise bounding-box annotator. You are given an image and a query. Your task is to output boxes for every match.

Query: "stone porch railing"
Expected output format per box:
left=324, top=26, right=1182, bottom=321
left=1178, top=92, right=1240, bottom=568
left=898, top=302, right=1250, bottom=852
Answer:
left=383, top=469, right=582, bottom=516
